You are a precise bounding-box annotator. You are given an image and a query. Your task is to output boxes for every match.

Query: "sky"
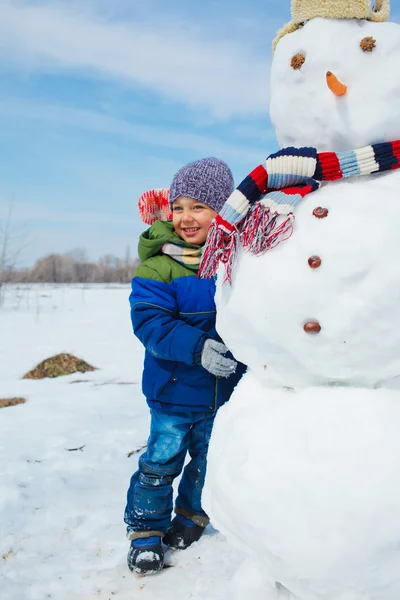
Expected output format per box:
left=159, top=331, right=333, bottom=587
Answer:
left=0, top=0, right=399, bottom=266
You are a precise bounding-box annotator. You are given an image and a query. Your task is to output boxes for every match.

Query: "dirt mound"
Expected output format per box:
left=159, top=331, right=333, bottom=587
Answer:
left=0, top=397, right=26, bottom=409
left=23, top=353, right=97, bottom=380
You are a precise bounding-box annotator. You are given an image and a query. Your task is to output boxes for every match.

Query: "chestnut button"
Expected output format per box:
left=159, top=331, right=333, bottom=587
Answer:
left=313, top=206, right=329, bottom=219
left=308, top=255, right=322, bottom=269
left=304, top=320, right=321, bottom=334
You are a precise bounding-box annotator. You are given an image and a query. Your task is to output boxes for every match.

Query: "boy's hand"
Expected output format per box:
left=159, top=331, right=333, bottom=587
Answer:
left=200, top=339, right=237, bottom=378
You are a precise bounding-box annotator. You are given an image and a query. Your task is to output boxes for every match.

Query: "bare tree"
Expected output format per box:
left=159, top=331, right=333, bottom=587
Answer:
left=0, top=198, right=28, bottom=305
left=66, top=247, right=88, bottom=264
left=22, top=250, right=139, bottom=284
left=0, top=201, right=12, bottom=282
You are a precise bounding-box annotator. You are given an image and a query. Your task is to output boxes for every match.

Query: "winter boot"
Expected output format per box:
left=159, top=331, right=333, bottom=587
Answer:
left=163, top=515, right=205, bottom=550
left=127, top=536, right=164, bottom=575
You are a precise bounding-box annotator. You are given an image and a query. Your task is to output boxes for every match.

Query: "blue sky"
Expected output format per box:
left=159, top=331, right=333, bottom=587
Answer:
left=0, top=0, right=399, bottom=265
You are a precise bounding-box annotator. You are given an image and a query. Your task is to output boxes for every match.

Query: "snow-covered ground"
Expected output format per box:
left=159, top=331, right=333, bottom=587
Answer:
left=0, top=284, right=256, bottom=600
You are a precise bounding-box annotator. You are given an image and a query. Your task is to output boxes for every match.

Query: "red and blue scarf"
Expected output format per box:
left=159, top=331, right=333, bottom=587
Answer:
left=199, top=141, right=400, bottom=282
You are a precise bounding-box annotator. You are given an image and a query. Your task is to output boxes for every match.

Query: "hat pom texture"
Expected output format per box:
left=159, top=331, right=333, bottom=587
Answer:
left=138, top=188, right=172, bottom=225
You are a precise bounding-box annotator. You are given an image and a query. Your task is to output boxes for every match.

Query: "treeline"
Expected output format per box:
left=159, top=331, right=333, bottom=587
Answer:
left=1, top=250, right=140, bottom=284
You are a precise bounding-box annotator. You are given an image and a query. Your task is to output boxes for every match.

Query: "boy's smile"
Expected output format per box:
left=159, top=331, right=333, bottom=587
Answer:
left=172, top=196, right=217, bottom=245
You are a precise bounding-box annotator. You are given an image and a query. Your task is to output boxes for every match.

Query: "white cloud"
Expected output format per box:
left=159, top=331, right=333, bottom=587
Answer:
left=0, top=97, right=267, bottom=162
left=0, top=1, right=271, bottom=119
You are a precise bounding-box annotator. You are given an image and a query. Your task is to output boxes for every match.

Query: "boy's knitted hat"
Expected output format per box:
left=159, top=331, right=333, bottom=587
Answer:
left=169, top=157, right=234, bottom=213
left=137, top=158, right=234, bottom=225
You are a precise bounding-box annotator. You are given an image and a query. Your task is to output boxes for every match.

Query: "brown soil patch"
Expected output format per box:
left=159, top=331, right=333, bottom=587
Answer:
left=0, top=397, right=26, bottom=409
left=23, top=353, right=97, bottom=380
left=2, top=548, right=15, bottom=560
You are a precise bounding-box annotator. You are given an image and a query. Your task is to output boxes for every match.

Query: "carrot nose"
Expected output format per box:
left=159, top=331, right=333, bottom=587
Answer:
left=326, top=71, right=347, bottom=97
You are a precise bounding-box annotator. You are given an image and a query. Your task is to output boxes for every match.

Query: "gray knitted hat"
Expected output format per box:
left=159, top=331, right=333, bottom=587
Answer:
left=169, top=157, right=234, bottom=213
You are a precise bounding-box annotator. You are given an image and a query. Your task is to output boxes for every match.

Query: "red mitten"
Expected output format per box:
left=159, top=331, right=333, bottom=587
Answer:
left=137, top=188, right=172, bottom=225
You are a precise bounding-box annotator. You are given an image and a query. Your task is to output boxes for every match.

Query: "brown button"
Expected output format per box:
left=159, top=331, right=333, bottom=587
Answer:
left=304, top=320, right=321, bottom=334
left=313, top=207, right=329, bottom=219
left=308, top=255, right=322, bottom=269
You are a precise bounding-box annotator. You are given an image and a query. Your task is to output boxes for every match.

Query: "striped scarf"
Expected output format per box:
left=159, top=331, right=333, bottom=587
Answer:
left=161, top=242, right=202, bottom=271
left=199, top=141, right=400, bottom=283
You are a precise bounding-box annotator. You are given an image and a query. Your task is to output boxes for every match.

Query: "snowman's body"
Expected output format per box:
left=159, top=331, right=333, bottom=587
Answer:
left=217, top=170, right=400, bottom=390
left=204, top=17, right=400, bottom=600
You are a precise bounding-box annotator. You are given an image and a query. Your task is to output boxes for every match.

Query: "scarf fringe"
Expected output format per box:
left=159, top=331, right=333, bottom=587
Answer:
left=241, top=203, right=276, bottom=250
left=198, top=216, right=239, bottom=283
left=241, top=203, right=295, bottom=256
left=200, top=206, right=295, bottom=282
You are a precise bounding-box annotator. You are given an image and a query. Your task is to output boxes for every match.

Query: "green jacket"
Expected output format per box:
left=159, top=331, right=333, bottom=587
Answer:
left=135, top=220, right=199, bottom=282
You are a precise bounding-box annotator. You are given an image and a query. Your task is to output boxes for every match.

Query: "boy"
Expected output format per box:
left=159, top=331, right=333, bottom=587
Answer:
left=125, top=158, right=244, bottom=575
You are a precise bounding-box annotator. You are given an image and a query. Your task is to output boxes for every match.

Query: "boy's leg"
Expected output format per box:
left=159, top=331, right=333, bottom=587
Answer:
left=124, top=409, right=192, bottom=540
left=174, top=411, right=215, bottom=529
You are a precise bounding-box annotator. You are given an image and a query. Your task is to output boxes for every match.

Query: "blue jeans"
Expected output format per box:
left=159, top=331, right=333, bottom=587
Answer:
left=124, top=408, right=215, bottom=538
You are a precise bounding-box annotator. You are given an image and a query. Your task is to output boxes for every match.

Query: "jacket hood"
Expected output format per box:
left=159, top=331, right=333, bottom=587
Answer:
left=138, top=220, right=202, bottom=263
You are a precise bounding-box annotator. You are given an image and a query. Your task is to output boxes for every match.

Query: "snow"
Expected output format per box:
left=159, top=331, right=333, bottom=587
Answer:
left=216, top=170, right=400, bottom=389
left=215, top=17, right=400, bottom=388
left=205, top=14, right=400, bottom=600
left=205, top=374, right=400, bottom=600
left=3, top=15, right=400, bottom=600
left=0, top=284, right=248, bottom=600
left=270, top=18, right=400, bottom=151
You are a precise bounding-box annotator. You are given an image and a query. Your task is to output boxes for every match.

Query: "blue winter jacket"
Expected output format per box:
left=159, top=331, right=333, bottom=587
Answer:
left=130, top=220, right=245, bottom=413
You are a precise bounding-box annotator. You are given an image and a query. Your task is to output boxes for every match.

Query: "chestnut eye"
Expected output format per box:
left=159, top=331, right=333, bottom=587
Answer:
left=360, top=36, right=376, bottom=52
left=291, top=53, right=306, bottom=70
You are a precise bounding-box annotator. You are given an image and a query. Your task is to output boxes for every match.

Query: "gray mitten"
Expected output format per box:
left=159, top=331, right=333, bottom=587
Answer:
left=200, top=339, right=237, bottom=378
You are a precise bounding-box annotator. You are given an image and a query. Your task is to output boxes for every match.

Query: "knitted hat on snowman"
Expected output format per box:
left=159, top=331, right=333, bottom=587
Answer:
left=273, top=0, right=390, bottom=51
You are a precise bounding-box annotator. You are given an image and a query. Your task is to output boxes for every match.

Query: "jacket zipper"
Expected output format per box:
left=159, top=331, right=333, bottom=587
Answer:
left=214, top=378, right=218, bottom=413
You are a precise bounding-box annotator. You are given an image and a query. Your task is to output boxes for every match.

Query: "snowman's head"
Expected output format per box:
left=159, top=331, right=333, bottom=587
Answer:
left=270, top=18, right=400, bottom=152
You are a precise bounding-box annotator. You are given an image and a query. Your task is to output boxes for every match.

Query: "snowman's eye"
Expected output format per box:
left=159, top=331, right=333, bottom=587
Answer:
left=360, top=36, right=376, bottom=52
left=291, top=53, right=306, bottom=70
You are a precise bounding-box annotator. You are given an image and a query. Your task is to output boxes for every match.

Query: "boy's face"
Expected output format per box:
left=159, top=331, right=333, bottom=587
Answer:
left=172, top=196, right=217, bottom=245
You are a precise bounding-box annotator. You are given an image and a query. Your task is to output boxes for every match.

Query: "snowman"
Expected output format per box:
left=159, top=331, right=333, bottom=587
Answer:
left=201, top=1, right=400, bottom=599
